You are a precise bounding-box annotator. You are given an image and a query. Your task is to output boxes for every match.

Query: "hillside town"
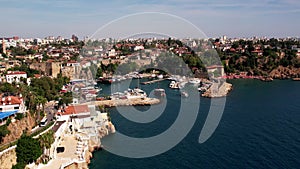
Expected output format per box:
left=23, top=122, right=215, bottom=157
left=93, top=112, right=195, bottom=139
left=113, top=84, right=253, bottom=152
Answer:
left=0, top=34, right=300, bottom=168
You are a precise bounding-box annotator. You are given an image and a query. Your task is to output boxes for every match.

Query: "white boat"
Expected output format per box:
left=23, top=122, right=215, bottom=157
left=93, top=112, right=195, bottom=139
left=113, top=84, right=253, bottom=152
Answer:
left=189, top=78, right=201, bottom=85
left=126, top=88, right=147, bottom=99
left=169, top=81, right=179, bottom=89
left=157, top=74, right=164, bottom=79
left=154, top=88, right=166, bottom=97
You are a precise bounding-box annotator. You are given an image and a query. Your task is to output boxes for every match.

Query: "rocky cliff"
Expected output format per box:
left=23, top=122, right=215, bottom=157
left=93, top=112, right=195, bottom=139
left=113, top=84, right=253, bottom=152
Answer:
left=1, top=113, right=36, bottom=145
left=0, top=148, right=16, bottom=169
left=269, top=66, right=300, bottom=79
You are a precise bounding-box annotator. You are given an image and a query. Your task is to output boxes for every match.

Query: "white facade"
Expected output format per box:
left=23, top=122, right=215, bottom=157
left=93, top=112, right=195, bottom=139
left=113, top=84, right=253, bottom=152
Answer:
left=108, top=49, right=116, bottom=57
left=66, top=62, right=80, bottom=67
left=134, top=45, right=144, bottom=51
left=0, top=95, right=26, bottom=122
left=5, top=71, right=27, bottom=84
left=0, top=101, right=26, bottom=114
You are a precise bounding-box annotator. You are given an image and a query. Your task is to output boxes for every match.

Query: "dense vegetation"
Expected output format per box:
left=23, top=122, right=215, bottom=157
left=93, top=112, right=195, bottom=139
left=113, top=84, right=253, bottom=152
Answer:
left=0, top=122, right=10, bottom=142
left=13, top=135, right=42, bottom=169
left=104, top=38, right=300, bottom=77
left=215, top=38, right=300, bottom=76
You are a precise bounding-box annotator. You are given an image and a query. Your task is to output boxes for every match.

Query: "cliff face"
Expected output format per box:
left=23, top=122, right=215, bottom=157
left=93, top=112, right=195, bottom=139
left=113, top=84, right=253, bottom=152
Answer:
left=1, top=113, right=36, bottom=145
left=269, top=66, right=300, bottom=79
left=0, top=148, right=16, bottom=169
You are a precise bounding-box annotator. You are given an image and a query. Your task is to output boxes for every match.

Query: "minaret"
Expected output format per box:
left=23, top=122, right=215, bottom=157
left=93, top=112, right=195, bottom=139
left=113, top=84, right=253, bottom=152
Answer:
left=2, top=38, right=6, bottom=54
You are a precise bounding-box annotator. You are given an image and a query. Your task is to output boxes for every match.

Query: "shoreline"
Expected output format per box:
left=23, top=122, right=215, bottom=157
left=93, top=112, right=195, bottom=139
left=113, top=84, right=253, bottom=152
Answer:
left=34, top=107, right=116, bottom=169
left=62, top=121, right=116, bottom=169
left=223, top=74, right=300, bottom=81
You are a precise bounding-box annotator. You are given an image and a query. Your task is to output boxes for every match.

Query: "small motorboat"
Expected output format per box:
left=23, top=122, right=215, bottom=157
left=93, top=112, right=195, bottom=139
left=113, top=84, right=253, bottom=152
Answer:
left=154, top=88, right=166, bottom=97
left=157, top=74, right=164, bottom=79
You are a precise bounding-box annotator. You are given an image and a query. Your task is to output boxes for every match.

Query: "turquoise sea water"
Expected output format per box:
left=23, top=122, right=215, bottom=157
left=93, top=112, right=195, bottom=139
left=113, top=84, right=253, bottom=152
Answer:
left=90, top=79, right=300, bottom=169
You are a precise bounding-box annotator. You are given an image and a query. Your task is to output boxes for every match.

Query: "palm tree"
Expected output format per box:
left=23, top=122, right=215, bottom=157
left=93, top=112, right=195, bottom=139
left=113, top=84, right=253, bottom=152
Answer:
left=35, top=95, right=47, bottom=121
left=28, top=91, right=37, bottom=113
left=39, top=130, right=55, bottom=160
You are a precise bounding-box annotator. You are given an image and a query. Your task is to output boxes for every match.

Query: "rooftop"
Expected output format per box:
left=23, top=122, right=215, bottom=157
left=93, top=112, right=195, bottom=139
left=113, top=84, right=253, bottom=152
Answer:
left=6, top=71, right=27, bottom=75
left=58, top=105, right=90, bottom=116
left=0, top=95, right=23, bottom=105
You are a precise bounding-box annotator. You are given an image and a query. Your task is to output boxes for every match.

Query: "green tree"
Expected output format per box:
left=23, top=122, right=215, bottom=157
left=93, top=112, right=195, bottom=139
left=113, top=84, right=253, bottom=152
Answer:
left=12, top=163, right=26, bottom=169
left=38, top=130, right=55, bottom=157
left=0, top=125, right=10, bottom=142
left=61, top=92, right=73, bottom=106
left=96, top=66, right=103, bottom=78
left=15, top=135, right=42, bottom=165
left=0, top=82, right=17, bottom=93
left=34, top=95, right=47, bottom=121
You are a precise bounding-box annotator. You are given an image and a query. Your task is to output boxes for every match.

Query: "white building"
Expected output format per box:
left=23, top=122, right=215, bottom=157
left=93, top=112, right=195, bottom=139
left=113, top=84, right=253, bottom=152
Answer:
left=66, top=61, right=80, bottom=67
left=108, top=49, right=116, bottom=57
left=134, top=45, right=144, bottom=51
left=5, top=71, right=27, bottom=84
left=0, top=95, right=26, bottom=122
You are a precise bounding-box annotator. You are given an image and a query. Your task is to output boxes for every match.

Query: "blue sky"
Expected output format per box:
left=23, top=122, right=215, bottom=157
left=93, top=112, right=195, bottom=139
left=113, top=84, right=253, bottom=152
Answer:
left=0, top=0, right=300, bottom=38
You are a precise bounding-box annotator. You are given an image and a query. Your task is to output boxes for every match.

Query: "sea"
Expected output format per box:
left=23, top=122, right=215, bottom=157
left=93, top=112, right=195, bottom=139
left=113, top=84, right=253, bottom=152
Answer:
left=89, top=79, right=300, bottom=169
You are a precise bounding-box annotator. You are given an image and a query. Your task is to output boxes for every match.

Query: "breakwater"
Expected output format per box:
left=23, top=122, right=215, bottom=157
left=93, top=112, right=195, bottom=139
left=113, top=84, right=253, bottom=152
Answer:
left=94, top=97, right=160, bottom=107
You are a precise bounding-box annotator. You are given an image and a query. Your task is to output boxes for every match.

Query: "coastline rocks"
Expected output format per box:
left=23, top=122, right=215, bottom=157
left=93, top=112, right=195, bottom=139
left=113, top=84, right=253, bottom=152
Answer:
left=269, top=66, right=300, bottom=79
left=84, top=122, right=116, bottom=168
left=292, top=78, right=300, bottom=81
left=260, top=77, right=273, bottom=82
left=108, top=122, right=116, bottom=134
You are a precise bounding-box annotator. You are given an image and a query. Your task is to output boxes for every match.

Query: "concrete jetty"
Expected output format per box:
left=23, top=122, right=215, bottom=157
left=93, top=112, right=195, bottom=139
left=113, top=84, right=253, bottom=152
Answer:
left=141, top=79, right=166, bottom=85
left=201, top=82, right=232, bottom=98
left=93, top=97, right=160, bottom=107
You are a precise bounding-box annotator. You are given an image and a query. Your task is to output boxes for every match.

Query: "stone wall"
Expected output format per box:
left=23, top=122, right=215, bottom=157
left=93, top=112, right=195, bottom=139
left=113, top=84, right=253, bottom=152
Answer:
left=46, top=62, right=61, bottom=78
left=29, top=62, right=46, bottom=73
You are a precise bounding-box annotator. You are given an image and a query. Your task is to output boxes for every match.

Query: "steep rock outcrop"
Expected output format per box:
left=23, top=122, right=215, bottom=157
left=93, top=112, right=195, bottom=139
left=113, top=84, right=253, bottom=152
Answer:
left=269, top=66, right=300, bottom=79
left=0, top=148, right=16, bottom=169
left=1, top=113, right=36, bottom=145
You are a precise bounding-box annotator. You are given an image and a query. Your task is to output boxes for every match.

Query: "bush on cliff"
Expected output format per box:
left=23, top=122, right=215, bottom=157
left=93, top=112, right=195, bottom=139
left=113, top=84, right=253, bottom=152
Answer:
left=15, top=134, right=42, bottom=165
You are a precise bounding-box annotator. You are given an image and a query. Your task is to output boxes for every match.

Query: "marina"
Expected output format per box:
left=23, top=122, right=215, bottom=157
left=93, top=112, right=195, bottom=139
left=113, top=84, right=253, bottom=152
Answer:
left=90, top=79, right=300, bottom=169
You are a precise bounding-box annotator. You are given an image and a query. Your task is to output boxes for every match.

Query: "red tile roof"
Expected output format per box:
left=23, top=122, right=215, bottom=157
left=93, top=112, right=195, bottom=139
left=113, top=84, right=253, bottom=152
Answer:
left=59, top=105, right=89, bottom=115
left=0, top=96, right=22, bottom=105
left=34, top=74, right=41, bottom=78
left=6, top=71, right=27, bottom=75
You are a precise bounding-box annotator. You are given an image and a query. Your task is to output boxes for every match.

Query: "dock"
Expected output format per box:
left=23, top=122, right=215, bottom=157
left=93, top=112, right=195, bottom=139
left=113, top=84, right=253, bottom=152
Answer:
left=85, top=97, right=160, bottom=107
left=201, top=82, right=232, bottom=98
left=141, top=78, right=166, bottom=85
